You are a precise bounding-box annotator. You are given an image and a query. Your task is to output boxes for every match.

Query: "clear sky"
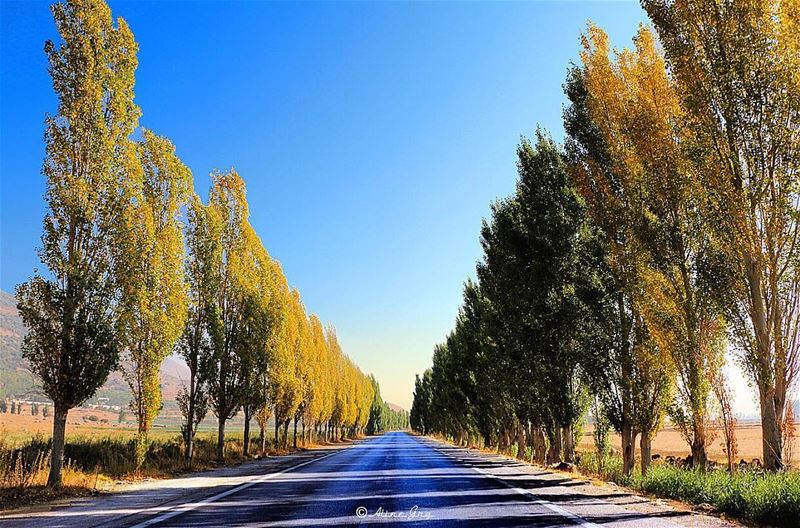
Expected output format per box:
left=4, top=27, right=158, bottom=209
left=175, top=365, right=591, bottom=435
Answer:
left=0, top=1, right=757, bottom=412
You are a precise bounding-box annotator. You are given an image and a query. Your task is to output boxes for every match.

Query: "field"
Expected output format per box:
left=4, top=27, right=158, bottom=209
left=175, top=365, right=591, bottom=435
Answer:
left=0, top=408, right=314, bottom=511
left=0, top=406, right=253, bottom=446
left=578, top=422, right=800, bottom=466
left=4, top=412, right=797, bottom=465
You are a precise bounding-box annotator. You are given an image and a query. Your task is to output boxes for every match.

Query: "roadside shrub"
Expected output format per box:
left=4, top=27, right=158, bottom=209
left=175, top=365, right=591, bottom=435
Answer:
left=635, top=464, right=800, bottom=527
left=575, top=451, right=626, bottom=485
left=1, top=431, right=253, bottom=493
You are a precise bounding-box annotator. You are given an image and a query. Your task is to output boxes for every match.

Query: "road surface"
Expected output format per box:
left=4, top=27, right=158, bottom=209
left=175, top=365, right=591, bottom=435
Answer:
left=1, top=431, right=735, bottom=527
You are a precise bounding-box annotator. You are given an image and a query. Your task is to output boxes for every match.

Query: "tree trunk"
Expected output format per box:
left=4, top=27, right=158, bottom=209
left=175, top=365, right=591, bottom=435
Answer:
left=562, top=425, right=575, bottom=463
left=547, top=426, right=562, bottom=464
left=282, top=421, right=289, bottom=449
left=243, top=408, right=251, bottom=457
left=48, top=402, right=69, bottom=487
left=293, top=417, right=298, bottom=449
left=516, top=425, right=525, bottom=459
left=534, top=426, right=547, bottom=464
left=640, top=430, right=652, bottom=476
left=525, top=423, right=534, bottom=462
left=185, top=423, right=194, bottom=464
left=758, top=388, right=784, bottom=471
left=746, top=254, right=784, bottom=471
left=259, top=421, right=266, bottom=455
left=621, top=423, right=635, bottom=476
left=690, top=420, right=707, bottom=470
left=185, top=381, right=195, bottom=464
left=217, top=418, right=226, bottom=461
left=274, top=416, right=280, bottom=448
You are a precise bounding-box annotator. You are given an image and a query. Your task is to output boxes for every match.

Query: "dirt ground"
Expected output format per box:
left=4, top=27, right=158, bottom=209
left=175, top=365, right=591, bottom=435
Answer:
left=579, top=422, right=800, bottom=465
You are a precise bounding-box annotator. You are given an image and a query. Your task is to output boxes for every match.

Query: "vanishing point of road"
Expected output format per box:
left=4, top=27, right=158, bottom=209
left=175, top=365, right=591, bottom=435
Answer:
left=1, top=432, right=736, bottom=528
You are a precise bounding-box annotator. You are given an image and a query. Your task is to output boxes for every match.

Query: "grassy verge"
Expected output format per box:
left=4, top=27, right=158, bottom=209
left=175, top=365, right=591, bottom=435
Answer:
left=0, top=431, right=312, bottom=510
left=575, top=452, right=800, bottom=527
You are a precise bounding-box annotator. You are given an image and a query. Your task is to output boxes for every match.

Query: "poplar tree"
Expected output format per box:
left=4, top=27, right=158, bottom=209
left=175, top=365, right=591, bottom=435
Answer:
left=577, top=24, right=723, bottom=469
left=206, top=170, right=250, bottom=460
left=270, top=287, right=303, bottom=447
left=291, top=294, right=312, bottom=448
left=564, top=65, right=674, bottom=476
left=304, top=315, right=331, bottom=443
left=237, top=233, right=275, bottom=457
left=177, top=195, right=217, bottom=463
left=15, top=0, right=139, bottom=487
left=642, top=0, right=800, bottom=471
left=118, top=130, right=191, bottom=467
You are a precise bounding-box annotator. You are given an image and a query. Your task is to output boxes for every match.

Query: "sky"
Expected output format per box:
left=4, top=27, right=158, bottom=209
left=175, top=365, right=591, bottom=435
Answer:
left=0, top=1, right=758, bottom=413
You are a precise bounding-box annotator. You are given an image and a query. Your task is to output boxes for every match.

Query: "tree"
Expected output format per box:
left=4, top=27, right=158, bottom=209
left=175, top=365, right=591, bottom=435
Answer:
left=236, top=231, right=275, bottom=457
left=366, top=375, right=383, bottom=435
left=290, top=292, right=312, bottom=448
left=410, top=372, right=432, bottom=435
left=117, top=130, right=191, bottom=467
left=15, top=0, right=140, bottom=487
left=304, top=315, right=332, bottom=443
left=478, top=133, right=590, bottom=463
left=577, top=24, right=724, bottom=469
left=564, top=63, right=674, bottom=476
left=712, top=369, right=738, bottom=474
left=205, top=170, right=252, bottom=460
left=410, top=131, right=615, bottom=467
left=642, top=0, right=800, bottom=471
left=176, top=383, right=207, bottom=456
left=270, top=287, right=303, bottom=448
left=177, top=195, right=216, bottom=463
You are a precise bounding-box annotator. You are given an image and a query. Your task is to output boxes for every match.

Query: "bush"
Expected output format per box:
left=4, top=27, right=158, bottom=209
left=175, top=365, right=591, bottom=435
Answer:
left=634, top=465, right=800, bottom=527
left=576, top=451, right=626, bottom=485
left=574, top=450, right=800, bottom=527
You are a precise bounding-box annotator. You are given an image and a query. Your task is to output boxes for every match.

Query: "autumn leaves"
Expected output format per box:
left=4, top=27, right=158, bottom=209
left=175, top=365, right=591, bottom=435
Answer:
left=412, top=0, right=800, bottom=475
left=16, top=0, right=381, bottom=487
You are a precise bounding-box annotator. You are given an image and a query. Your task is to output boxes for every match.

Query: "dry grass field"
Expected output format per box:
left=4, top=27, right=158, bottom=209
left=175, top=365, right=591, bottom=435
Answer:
left=578, top=422, right=800, bottom=466
left=0, top=408, right=179, bottom=445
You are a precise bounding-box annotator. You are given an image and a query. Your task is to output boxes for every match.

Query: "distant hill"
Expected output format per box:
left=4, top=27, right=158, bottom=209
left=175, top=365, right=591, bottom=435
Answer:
left=0, top=290, right=188, bottom=408
left=386, top=402, right=405, bottom=413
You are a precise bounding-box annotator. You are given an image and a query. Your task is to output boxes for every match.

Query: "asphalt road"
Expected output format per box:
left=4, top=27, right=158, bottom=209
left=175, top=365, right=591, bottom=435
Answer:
left=1, top=431, right=735, bottom=528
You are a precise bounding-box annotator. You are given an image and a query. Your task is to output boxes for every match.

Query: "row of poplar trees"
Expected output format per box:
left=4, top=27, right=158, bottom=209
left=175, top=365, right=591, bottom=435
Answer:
left=15, top=0, right=384, bottom=488
left=412, top=0, right=800, bottom=475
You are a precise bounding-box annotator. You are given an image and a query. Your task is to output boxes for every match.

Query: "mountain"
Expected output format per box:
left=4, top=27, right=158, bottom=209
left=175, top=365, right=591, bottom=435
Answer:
left=0, top=290, right=38, bottom=398
left=0, top=290, right=189, bottom=408
left=386, top=402, right=405, bottom=413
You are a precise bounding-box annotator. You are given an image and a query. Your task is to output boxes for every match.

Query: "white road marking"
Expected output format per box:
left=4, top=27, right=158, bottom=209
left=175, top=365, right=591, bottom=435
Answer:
left=128, top=446, right=356, bottom=528
left=423, top=437, right=602, bottom=528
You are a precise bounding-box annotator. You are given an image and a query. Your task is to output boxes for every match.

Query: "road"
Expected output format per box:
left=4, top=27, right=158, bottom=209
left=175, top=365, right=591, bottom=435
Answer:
left=1, top=431, right=735, bottom=527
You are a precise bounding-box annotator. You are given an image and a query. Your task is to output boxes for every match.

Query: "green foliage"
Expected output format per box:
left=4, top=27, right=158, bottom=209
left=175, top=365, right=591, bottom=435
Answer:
left=117, top=130, right=191, bottom=467
left=16, top=0, right=142, bottom=487
left=412, top=133, right=610, bottom=462
left=633, top=465, right=800, bottom=527
left=366, top=376, right=409, bottom=434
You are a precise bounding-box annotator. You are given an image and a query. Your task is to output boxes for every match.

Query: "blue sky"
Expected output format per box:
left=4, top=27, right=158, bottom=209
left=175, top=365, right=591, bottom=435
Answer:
left=4, top=1, right=756, bottom=412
